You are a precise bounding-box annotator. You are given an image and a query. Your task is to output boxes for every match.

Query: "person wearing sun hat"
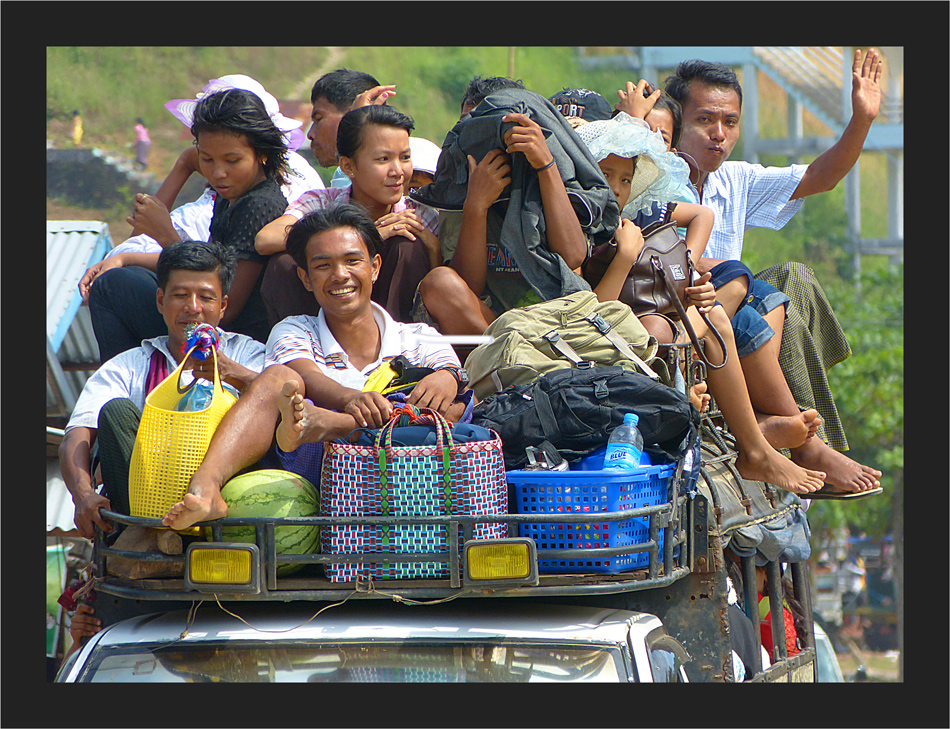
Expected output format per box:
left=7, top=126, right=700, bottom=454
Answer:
left=406, top=136, right=442, bottom=194
left=160, top=74, right=323, bottom=211
left=91, top=74, right=323, bottom=270
left=78, top=74, right=327, bottom=359
left=573, top=110, right=717, bottom=343
left=573, top=112, right=831, bottom=499
left=574, top=111, right=695, bottom=221
left=165, top=74, right=309, bottom=151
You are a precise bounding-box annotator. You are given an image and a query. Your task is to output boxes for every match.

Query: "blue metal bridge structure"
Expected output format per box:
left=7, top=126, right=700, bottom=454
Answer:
left=579, top=46, right=904, bottom=265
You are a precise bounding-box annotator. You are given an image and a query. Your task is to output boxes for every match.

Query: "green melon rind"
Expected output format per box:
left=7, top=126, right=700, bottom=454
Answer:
left=214, top=470, right=320, bottom=576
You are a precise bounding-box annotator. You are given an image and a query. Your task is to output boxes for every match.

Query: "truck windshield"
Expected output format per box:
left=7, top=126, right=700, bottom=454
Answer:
left=78, top=641, right=625, bottom=682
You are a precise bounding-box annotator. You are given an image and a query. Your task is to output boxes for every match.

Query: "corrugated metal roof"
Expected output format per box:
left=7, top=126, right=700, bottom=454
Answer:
left=47, top=220, right=112, bottom=351
left=47, top=428, right=79, bottom=534
left=47, top=221, right=112, bottom=414
left=47, top=305, right=102, bottom=413
left=47, top=458, right=79, bottom=534
left=47, top=223, right=114, bottom=532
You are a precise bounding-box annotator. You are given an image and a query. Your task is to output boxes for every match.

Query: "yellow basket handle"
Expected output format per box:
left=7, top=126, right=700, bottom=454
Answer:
left=175, top=343, right=224, bottom=397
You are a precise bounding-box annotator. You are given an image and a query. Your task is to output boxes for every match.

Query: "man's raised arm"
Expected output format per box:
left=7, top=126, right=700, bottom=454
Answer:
left=791, top=48, right=883, bottom=200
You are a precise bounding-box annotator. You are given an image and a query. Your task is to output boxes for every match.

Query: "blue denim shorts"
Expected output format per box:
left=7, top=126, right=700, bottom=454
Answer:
left=709, top=261, right=790, bottom=357
left=732, top=280, right=791, bottom=356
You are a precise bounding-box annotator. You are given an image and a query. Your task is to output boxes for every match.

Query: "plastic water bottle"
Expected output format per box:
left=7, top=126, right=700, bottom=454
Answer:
left=603, top=413, right=644, bottom=470
left=177, top=380, right=240, bottom=411
left=176, top=380, right=215, bottom=412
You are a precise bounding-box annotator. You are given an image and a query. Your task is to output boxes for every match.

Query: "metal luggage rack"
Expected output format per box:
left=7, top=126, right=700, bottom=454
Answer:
left=91, top=339, right=704, bottom=605
left=91, top=485, right=697, bottom=604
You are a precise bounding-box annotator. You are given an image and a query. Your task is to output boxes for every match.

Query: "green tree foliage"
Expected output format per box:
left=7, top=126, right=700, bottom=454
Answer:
left=808, top=261, right=903, bottom=541
left=740, top=173, right=852, bottom=281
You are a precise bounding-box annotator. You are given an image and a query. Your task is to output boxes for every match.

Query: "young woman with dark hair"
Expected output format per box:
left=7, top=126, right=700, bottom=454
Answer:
left=256, top=104, right=441, bottom=323
left=85, top=88, right=291, bottom=356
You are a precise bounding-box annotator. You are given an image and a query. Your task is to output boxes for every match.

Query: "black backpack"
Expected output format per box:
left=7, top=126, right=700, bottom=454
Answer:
left=471, top=365, right=698, bottom=471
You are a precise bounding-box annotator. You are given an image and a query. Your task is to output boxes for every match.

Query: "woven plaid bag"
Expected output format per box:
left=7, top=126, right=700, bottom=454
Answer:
left=320, top=405, right=508, bottom=582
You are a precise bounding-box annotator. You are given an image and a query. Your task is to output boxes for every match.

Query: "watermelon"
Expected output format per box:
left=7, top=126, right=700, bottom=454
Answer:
left=213, top=469, right=320, bottom=576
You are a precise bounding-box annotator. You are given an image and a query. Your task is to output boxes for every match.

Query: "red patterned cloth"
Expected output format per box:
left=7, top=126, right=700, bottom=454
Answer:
left=758, top=592, right=800, bottom=660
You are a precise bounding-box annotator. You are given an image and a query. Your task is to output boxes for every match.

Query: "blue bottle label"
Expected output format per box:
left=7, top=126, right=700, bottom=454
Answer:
left=604, top=444, right=641, bottom=469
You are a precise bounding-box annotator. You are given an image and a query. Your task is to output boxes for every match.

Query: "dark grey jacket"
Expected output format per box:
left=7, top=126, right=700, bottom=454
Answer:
left=411, top=88, right=619, bottom=304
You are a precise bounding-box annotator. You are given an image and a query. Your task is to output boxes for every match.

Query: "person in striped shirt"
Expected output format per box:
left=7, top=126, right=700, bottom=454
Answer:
left=162, top=204, right=468, bottom=531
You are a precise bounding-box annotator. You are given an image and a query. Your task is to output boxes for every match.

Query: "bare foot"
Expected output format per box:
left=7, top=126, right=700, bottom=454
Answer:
left=757, top=409, right=822, bottom=450
left=276, top=380, right=356, bottom=452
left=789, top=437, right=882, bottom=493
left=276, top=381, right=307, bottom=453
left=735, top=446, right=826, bottom=495
left=690, top=381, right=710, bottom=414
left=161, top=480, right=228, bottom=531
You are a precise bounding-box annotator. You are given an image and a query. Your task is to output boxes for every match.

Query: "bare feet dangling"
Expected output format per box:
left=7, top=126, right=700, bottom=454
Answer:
left=735, top=445, right=826, bottom=495
left=161, top=479, right=228, bottom=531
left=276, top=380, right=356, bottom=452
left=790, top=437, right=882, bottom=494
left=757, top=408, right=822, bottom=450
left=276, top=381, right=308, bottom=453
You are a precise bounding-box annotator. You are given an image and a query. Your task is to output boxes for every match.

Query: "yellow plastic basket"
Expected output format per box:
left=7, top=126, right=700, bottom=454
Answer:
left=129, top=345, right=237, bottom=519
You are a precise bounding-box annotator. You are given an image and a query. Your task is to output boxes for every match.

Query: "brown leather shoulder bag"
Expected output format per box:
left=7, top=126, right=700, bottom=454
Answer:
left=584, top=214, right=727, bottom=370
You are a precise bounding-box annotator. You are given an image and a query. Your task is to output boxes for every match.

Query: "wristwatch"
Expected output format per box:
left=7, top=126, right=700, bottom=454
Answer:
left=443, top=367, right=470, bottom=395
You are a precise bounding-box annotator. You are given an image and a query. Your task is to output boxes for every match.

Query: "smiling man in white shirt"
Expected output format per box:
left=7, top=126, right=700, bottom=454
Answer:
left=60, top=241, right=266, bottom=539
left=162, top=204, right=469, bottom=531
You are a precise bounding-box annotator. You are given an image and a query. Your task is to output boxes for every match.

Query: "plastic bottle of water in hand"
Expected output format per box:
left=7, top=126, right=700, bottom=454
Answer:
left=603, top=413, right=644, bottom=470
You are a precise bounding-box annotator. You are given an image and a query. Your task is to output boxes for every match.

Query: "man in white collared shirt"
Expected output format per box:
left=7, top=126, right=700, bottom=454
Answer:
left=162, top=204, right=470, bottom=531
left=61, top=241, right=266, bottom=539
left=266, top=303, right=461, bottom=393
left=659, top=53, right=883, bottom=497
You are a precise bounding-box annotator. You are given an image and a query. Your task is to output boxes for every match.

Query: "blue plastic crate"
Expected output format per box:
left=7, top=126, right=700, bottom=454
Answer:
left=508, top=461, right=674, bottom=574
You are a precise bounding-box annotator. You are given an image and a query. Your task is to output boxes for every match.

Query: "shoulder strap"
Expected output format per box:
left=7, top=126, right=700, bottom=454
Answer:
left=582, top=313, right=660, bottom=380
left=653, top=255, right=728, bottom=370
left=662, top=201, right=678, bottom=225
left=542, top=322, right=659, bottom=380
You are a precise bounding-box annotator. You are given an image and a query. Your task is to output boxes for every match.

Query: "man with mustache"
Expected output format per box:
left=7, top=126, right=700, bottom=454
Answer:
left=660, top=50, right=884, bottom=497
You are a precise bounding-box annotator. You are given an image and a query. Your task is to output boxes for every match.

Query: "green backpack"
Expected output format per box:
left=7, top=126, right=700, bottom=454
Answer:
left=466, top=291, right=663, bottom=400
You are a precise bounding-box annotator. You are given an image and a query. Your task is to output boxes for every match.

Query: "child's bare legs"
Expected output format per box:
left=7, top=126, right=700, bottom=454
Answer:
left=738, top=306, right=882, bottom=493
left=687, top=306, right=825, bottom=494
left=735, top=305, right=822, bottom=449
left=641, top=314, right=709, bottom=413
left=712, top=278, right=748, bottom=320
left=639, top=314, right=676, bottom=348
left=739, top=305, right=796, bottom=415
left=644, top=310, right=810, bottom=444
left=418, top=267, right=495, bottom=335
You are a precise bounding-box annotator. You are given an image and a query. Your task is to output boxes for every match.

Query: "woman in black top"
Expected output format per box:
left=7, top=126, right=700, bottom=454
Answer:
left=85, top=89, right=289, bottom=357
left=192, top=88, right=289, bottom=343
